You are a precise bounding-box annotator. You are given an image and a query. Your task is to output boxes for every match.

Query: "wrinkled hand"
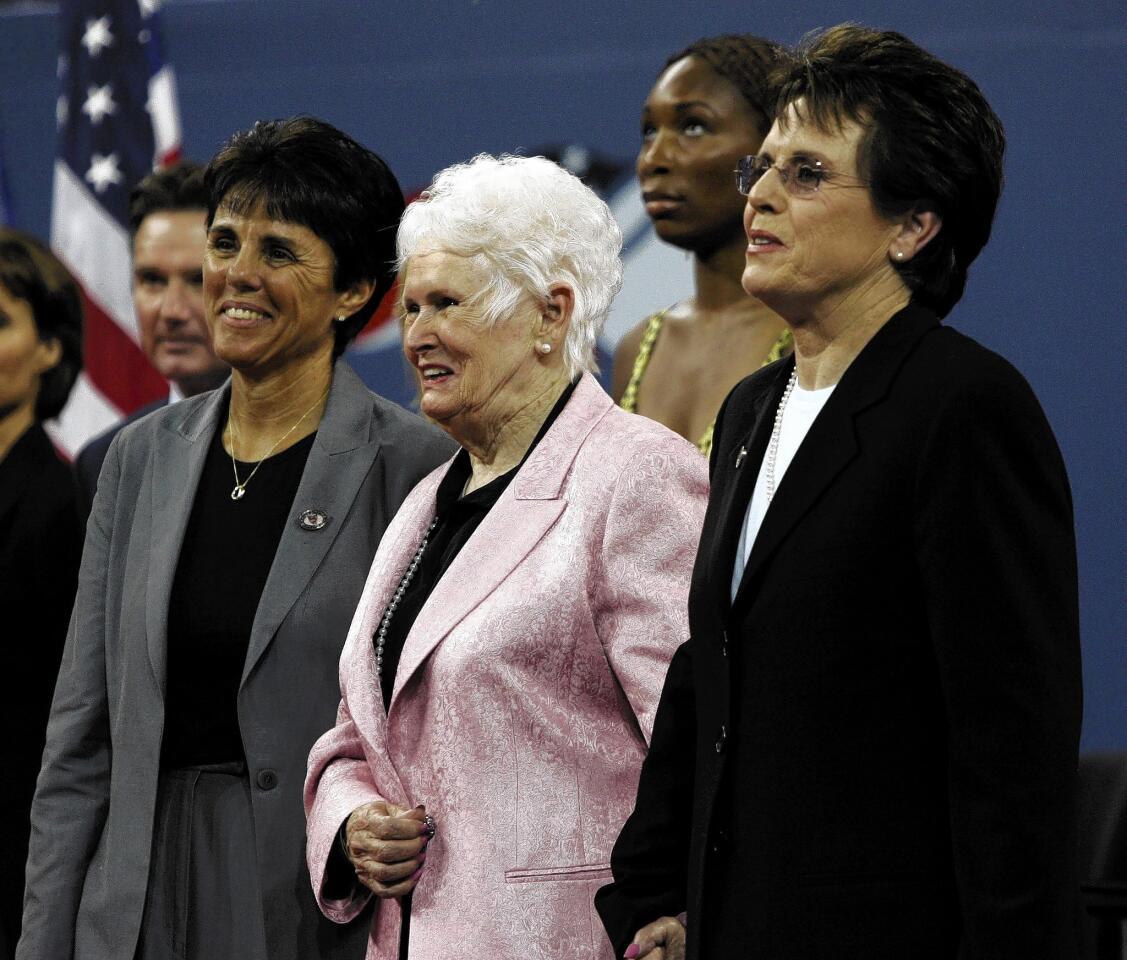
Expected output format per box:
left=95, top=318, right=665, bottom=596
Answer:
left=624, top=916, right=686, bottom=960
left=344, top=801, right=433, bottom=899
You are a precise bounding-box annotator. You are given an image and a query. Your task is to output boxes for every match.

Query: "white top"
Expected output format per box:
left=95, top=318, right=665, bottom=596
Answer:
left=730, top=381, right=836, bottom=601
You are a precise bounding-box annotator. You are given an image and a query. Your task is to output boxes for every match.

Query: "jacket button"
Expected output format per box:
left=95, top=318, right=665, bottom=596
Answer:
left=256, top=769, right=278, bottom=791
left=714, top=725, right=727, bottom=754
left=721, top=631, right=729, bottom=658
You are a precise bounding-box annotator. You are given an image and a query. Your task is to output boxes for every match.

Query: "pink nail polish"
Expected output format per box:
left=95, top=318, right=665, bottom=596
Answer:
left=410, top=866, right=424, bottom=881
left=418, top=851, right=427, bottom=863
left=624, top=945, right=640, bottom=959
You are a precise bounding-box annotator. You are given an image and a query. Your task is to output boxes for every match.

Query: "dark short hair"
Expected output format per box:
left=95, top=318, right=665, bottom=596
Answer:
left=665, top=34, right=790, bottom=140
left=0, top=229, right=83, bottom=420
left=775, top=24, right=1005, bottom=317
left=204, top=116, right=406, bottom=357
left=128, top=160, right=208, bottom=240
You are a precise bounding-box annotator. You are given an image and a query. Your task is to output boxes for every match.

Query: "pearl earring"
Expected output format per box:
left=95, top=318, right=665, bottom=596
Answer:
left=895, top=251, right=905, bottom=261
left=538, top=342, right=552, bottom=354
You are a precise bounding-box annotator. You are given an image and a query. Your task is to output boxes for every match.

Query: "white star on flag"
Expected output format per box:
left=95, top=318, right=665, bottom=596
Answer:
left=85, top=153, right=123, bottom=193
left=81, top=16, right=115, bottom=57
left=56, top=95, right=69, bottom=128
left=138, top=0, right=160, bottom=17
left=82, top=85, right=117, bottom=125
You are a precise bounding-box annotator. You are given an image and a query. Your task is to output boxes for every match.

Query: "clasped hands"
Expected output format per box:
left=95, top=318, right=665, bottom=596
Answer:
left=344, top=800, right=434, bottom=898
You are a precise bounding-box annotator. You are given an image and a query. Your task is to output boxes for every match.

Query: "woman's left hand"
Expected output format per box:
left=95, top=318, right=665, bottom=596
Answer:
left=623, top=916, right=686, bottom=959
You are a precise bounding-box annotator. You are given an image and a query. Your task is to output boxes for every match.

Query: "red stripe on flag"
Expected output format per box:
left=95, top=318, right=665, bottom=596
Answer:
left=81, top=289, right=167, bottom=415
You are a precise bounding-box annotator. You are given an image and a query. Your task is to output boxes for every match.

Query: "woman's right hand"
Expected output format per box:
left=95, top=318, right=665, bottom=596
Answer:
left=624, top=916, right=686, bottom=959
left=344, top=801, right=433, bottom=898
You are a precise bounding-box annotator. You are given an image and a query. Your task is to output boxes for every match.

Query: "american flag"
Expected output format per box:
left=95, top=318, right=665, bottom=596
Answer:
left=48, top=0, right=183, bottom=458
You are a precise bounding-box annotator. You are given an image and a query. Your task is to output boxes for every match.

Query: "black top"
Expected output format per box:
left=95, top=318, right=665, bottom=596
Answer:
left=375, top=380, right=577, bottom=710
left=0, top=423, right=83, bottom=948
left=161, top=417, right=316, bottom=768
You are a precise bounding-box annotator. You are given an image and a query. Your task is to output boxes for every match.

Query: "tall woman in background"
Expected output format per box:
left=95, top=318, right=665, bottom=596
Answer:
left=0, top=230, right=83, bottom=958
left=19, top=117, right=452, bottom=960
left=613, top=35, right=791, bottom=457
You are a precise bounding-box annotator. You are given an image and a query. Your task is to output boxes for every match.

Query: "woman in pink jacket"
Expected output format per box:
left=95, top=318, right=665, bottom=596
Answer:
left=304, top=154, right=708, bottom=959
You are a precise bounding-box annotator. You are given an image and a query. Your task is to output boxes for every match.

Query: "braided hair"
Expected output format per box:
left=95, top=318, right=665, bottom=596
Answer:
left=663, top=34, right=789, bottom=137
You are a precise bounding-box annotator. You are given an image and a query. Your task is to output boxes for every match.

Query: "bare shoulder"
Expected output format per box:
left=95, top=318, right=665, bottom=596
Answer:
left=610, top=319, right=650, bottom=402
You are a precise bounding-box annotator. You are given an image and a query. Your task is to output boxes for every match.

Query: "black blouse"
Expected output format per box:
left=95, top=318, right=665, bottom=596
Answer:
left=375, top=379, right=577, bottom=710
left=161, top=417, right=316, bottom=768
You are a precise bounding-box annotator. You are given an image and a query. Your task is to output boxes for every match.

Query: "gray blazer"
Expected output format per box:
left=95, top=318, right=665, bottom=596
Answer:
left=18, top=359, right=454, bottom=960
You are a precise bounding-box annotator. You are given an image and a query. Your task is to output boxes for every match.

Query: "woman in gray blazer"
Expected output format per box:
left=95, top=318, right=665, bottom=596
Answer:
left=18, top=117, right=453, bottom=960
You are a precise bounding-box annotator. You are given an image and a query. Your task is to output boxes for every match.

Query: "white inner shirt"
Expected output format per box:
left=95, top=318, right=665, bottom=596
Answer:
left=730, top=381, right=836, bottom=601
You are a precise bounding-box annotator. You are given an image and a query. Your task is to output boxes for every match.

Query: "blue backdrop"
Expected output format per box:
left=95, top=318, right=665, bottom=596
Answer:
left=1, top=0, right=1123, bottom=748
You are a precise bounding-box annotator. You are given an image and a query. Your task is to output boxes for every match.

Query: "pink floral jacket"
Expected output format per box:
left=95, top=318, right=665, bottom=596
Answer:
left=304, top=374, right=707, bottom=959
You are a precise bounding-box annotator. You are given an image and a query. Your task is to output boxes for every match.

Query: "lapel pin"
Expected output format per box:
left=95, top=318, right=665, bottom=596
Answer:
left=735, top=445, right=748, bottom=469
left=298, top=508, right=329, bottom=531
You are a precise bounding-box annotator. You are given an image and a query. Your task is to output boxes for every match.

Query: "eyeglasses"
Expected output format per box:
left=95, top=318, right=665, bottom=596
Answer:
left=734, top=154, right=871, bottom=198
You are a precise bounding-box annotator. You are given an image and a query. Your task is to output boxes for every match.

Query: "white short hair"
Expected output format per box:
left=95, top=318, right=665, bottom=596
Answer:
left=397, top=154, right=623, bottom=377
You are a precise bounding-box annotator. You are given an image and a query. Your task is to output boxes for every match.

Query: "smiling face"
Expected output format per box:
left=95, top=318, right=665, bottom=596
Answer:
left=637, top=55, right=766, bottom=254
left=741, top=103, right=904, bottom=321
left=204, top=199, right=370, bottom=376
left=400, top=250, right=547, bottom=444
left=0, top=281, right=60, bottom=420
left=133, top=209, right=228, bottom=393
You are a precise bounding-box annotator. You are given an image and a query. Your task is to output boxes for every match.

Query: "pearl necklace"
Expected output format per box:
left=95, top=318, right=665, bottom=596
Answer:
left=227, top=387, right=328, bottom=501
left=764, top=368, right=798, bottom=504
left=375, top=516, right=439, bottom=681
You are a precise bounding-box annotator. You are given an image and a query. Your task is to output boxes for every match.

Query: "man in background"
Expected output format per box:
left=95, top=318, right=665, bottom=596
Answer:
left=75, top=161, right=228, bottom=516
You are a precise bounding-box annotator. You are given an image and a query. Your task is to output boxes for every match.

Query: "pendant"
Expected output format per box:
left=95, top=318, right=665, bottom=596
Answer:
left=231, top=485, right=246, bottom=501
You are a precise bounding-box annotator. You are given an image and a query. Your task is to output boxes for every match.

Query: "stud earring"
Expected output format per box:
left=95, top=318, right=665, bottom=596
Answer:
left=894, top=251, right=905, bottom=261
left=538, top=342, right=552, bottom=354
left=335, top=315, right=347, bottom=323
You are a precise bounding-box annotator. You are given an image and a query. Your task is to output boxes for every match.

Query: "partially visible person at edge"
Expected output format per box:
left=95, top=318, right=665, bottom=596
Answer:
left=613, top=35, right=791, bottom=457
left=18, top=116, right=454, bottom=960
left=597, top=24, right=1081, bottom=960
left=75, top=160, right=230, bottom=520
left=304, top=154, right=708, bottom=959
left=0, top=228, right=83, bottom=959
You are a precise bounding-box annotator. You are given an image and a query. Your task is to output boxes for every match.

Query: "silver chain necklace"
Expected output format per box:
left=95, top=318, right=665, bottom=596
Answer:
left=227, top=388, right=328, bottom=501
left=375, top=516, right=440, bottom=680
left=764, top=367, right=798, bottom=504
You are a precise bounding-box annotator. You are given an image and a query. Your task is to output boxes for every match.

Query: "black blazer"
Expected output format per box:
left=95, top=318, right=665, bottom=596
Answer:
left=0, top=425, right=83, bottom=955
left=597, top=305, right=1082, bottom=959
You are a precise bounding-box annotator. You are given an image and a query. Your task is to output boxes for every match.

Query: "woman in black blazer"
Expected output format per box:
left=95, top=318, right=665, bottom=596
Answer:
left=0, top=228, right=83, bottom=957
left=597, top=25, right=1082, bottom=960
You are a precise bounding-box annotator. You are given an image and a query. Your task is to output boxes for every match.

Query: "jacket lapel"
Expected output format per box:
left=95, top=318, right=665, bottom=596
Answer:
left=388, top=374, right=609, bottom=712
left=146, top=387, right=227, bottom=695
left=346, top=475, right=444, bottom=755
left=732, top=305, right=938, bottom=613
left=241, top=362, right=382, bottom=686
left=707, top=362, right=792, bottom=614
